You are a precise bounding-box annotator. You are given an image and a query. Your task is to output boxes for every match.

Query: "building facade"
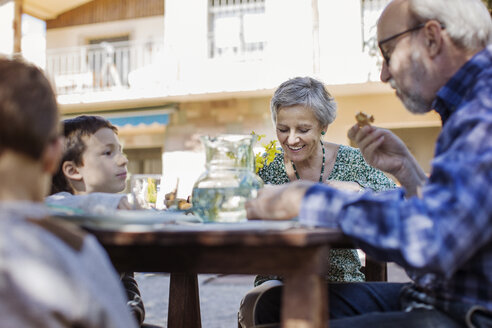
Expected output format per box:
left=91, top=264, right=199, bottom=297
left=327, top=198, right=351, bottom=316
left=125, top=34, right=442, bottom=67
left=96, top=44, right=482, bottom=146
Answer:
left=7, top=0, right=441, bottom=196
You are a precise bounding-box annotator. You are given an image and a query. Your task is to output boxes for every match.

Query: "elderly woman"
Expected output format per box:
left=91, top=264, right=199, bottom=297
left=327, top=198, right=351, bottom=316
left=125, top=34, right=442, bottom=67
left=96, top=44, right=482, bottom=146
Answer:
left=238, top=76, right=396, bottom=327
left=256, top=76, right=396, bottom=285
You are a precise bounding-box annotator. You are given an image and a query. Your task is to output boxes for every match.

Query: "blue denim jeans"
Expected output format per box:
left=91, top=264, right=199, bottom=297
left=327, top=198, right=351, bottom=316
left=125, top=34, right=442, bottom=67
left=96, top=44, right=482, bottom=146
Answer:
left=254, top=282, right=492, bottom=328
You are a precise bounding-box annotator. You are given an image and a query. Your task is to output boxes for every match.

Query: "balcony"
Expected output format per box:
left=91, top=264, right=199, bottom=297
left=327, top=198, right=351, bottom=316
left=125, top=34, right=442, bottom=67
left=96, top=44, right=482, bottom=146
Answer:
left=46, top=39, right=165, bottom=96
left=45, top=37, right=382, bottom=103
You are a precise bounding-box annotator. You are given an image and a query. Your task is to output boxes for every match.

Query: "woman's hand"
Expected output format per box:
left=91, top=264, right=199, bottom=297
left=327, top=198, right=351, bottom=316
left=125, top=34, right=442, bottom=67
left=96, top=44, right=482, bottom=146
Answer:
left=245, top=180, right=314, bottom=220
left=326, top=180, right=362, bottom=192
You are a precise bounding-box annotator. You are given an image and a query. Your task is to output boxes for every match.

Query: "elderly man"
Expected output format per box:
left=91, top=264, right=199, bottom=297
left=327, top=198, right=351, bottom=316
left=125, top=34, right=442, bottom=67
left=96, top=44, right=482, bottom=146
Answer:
left=246, top=0, right=492, bottom=326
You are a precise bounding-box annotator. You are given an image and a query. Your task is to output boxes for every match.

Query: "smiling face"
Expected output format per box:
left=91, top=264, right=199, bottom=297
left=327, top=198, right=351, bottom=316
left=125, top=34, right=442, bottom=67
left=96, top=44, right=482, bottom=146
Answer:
left=276, top=105, right=325, bottom=164
left=76, top=127, right=128, bottom=194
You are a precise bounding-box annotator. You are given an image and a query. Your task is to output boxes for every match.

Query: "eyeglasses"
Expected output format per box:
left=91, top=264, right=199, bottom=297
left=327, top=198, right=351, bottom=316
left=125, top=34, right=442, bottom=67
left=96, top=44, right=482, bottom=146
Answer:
left=378, top=22, right=446, bottom=65
left=378, top=23, right=425, bottom=65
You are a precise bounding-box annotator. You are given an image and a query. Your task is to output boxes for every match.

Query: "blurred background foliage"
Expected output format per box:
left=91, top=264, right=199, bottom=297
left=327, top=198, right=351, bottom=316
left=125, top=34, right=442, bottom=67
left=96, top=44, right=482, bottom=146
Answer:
left=484, top=0, right=492, bottom=15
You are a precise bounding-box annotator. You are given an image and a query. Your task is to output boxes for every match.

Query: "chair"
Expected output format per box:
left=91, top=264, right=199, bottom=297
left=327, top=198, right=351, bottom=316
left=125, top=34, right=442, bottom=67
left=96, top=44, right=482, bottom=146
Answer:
left=238, top=280, right=284, bottom=328
left=363, top=256, right=387, bottom=282
left=237, top=256, right=388, bottom=328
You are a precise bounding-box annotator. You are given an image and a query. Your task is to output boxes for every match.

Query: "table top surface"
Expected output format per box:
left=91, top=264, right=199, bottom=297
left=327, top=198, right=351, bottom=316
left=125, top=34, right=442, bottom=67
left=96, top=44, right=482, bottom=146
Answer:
left=86, top=224, right=350, bottom=247
left=53, top=210, right=352, bottom=248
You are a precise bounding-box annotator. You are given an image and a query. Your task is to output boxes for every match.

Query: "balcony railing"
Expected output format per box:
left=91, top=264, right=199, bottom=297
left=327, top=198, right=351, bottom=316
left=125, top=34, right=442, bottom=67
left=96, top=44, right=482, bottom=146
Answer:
left=46, top=39, right=164, bottom=95
left=45, top=38, right=275, bottom=98
left=45, top=37, right=383, bottom=99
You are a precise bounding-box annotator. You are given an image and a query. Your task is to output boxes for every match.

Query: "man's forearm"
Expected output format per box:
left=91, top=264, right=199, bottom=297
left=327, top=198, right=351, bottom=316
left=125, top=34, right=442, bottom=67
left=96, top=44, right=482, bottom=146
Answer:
left=394, top=154, right=427, bottom=198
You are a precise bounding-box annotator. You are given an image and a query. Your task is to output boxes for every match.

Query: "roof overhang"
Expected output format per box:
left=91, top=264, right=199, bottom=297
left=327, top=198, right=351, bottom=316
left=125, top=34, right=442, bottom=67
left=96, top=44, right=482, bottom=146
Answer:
left=57, top=81, right=393, bottom=115
left=60, top=106, right=176, bottom=130
left=21, top=0, right=93, bottom=20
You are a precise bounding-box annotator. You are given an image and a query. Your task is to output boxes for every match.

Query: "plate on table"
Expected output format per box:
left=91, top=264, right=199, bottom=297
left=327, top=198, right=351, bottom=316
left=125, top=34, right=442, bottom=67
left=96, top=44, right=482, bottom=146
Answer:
left=163, top=218, right=302, bottom=231
left=51, top=209, right=203, bottom=231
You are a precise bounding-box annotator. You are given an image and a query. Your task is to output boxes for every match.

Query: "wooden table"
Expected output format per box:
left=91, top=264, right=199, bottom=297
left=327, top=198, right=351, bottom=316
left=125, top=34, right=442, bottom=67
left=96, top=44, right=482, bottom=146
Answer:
left=86, top=222, right=353, bottom=328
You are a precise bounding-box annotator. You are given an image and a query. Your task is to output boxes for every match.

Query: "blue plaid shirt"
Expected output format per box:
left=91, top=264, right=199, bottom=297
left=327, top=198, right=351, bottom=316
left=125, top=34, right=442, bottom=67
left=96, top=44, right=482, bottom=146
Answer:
left=299, top=45, right=492, bottom=310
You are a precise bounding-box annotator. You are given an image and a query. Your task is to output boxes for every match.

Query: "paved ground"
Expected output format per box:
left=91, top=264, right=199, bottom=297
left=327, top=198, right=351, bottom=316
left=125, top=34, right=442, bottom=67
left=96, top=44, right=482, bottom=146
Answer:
left=136, top=262, right=410, bottom=327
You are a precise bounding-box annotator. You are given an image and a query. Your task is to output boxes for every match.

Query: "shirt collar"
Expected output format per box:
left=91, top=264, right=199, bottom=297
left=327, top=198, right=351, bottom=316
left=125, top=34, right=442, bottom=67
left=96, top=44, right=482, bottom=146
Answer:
left=432, top=45, right=492, bottom=124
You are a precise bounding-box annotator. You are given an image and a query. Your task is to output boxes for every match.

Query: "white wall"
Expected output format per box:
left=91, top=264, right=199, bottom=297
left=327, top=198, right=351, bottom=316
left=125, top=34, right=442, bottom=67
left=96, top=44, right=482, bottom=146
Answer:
left=22, top=15, right=46, bottom=68
left=164, top=0, right=208, bottom=60
left=162, top=151, right=205, bottom=199
left=265, top=0, right=314, bottom=83
left=0, top=2, right=14, bottom=55
left=162, top=0, right=209, bottom=94
left=46, top=16, right=164, bottom=49
left=318, top=0, right=371, bottom=84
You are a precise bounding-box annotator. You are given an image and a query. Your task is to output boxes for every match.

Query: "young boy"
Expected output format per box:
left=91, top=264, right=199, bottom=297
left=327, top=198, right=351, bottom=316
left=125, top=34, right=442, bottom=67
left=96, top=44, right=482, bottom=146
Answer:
left=48, top=115, right=132, bottom=212
left=0, top=58, right=137, bottom=327
left=47, top=115, right=147, bottom=326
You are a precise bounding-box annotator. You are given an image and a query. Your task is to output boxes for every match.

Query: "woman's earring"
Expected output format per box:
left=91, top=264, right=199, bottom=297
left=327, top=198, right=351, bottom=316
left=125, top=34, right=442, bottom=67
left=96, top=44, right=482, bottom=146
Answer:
left=321, top=131, right=326, bottom=135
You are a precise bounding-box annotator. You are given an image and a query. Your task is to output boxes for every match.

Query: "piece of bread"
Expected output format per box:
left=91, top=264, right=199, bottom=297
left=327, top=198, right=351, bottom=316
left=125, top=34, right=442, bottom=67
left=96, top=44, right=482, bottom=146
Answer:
left=163, top=179, right=193, bottom=211
left=164, top=191, right=192, bottom=210
left=355, top=111, right=374, bottom=126
left=177, top=199, right=192, bottom=210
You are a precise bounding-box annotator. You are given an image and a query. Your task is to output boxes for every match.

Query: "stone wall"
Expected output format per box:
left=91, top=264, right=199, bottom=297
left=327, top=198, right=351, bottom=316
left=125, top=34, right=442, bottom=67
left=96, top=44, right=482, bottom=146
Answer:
left=164, top=97, right=274, bottom=152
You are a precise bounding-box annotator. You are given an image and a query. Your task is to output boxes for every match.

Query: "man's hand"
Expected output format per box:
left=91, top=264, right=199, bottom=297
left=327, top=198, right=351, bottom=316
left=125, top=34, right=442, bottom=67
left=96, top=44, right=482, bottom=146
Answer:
left=348, top=124, right=427, bottom=197
left=246, top=181, right=314, bottom=220
left=348, top=124, right=409, bottom=175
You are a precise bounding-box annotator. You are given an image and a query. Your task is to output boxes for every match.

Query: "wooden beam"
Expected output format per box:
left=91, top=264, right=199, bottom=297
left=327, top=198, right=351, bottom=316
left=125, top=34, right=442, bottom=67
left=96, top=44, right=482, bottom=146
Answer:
left=13, top=0, right=22, bottom=54
left=46, top=0, right=164, bottom=29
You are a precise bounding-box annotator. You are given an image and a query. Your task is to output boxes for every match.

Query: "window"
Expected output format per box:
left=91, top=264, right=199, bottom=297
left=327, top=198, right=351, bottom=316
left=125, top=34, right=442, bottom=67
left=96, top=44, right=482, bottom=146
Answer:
left=361, top=0, right=391, bottom=56
left=125, top=147, right=163, bottom=175
left=208, top=0, right=266, bottom=58
left=124, top=147, right=163, bottom=192
left=87, top=35, right=130, bottom=88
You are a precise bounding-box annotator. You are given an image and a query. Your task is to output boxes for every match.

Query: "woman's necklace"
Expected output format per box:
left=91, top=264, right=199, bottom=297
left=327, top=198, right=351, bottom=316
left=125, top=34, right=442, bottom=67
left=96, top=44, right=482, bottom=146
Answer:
left=291, top=140, right=325, bottom=183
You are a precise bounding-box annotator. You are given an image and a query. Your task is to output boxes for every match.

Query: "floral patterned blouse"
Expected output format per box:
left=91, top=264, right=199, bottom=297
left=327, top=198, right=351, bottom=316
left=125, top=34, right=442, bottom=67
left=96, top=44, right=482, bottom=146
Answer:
left=254, top=144, right=396, bottom=286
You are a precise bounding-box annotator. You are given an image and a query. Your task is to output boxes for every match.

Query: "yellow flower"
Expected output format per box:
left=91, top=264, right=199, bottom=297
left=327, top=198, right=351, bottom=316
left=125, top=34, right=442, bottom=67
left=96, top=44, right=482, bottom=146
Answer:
left=252, top=131, right=266, bottom=142
left=146, top=178, right=157, bottom=203
left=251, top=132, right=280, bottom=173
left=255, top=153, right=265, bottom=171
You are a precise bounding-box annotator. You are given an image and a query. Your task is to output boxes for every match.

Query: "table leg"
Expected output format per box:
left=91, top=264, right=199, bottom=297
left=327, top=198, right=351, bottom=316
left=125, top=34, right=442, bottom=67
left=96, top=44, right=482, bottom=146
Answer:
left=168, top=273, right=202, bottom=328
left=280, top=245, right=329, bottom=328
left=281, top=273, right=327, bottom=328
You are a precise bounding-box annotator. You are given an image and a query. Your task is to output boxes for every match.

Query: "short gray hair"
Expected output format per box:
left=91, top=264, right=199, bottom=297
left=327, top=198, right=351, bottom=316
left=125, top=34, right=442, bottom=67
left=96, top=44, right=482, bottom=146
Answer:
left=409, top=0, right=492, bottom=51
left=270, top=77, right=337, bottom=127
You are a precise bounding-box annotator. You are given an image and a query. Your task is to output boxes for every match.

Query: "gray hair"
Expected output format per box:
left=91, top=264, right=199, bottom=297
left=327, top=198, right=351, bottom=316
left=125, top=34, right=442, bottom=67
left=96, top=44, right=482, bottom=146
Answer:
left=270, top=77, right=337, bottom=127
left=409, top=0, right=492, bottom=51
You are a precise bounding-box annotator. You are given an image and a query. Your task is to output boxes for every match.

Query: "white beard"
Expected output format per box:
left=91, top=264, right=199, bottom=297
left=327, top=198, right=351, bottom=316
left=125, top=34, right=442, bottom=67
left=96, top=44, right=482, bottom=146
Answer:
left=390, top=50, right=432, bottom=114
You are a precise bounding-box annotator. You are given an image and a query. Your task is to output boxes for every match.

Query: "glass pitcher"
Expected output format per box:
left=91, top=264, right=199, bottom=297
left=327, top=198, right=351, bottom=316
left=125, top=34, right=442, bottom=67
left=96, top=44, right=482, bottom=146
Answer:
left=191, top=134, right=264, bottom=222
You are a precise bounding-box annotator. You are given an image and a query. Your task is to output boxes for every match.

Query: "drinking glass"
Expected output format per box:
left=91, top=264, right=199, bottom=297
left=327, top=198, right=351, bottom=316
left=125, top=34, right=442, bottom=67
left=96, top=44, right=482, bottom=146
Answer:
left=130, top=174, right=164, bottom=210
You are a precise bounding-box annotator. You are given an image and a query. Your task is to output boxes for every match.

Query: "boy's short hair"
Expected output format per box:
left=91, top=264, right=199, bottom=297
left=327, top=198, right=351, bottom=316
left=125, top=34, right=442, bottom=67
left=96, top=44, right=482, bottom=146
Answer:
left=51, top=115, right=118, bottom=194
left=0, top=58, right=58, bottom=159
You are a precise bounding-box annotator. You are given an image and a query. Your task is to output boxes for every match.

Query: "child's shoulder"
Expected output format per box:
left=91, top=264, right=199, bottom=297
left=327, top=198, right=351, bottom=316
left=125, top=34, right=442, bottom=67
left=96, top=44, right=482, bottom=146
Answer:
left=45, top=192, right=126, bottom=215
